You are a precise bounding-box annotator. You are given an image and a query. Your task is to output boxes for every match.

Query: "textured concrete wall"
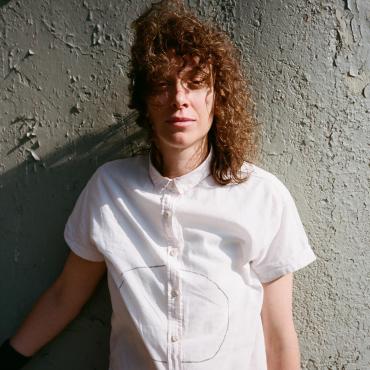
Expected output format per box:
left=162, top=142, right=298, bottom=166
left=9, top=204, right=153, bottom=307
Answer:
left=233, top=1, right=370, bottom=369
left=0, top=1, right=369, bottom=369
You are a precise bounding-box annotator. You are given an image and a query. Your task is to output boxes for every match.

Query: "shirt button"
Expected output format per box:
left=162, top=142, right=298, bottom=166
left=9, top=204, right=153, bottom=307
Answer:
left=171, top=289, right=179, bottom=298
left=169, top=248, right=178, bottom=257
left=169, top=181, right=176, bottom=190
left=163, top=210, right=170, bottom=218
left=171, top=335, right=178, bottom=342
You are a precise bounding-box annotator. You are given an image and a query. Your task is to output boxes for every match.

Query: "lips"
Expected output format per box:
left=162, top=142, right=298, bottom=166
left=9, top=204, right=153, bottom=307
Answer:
left=166, top=117, right=196, bottom=123
left=166, top=117, right=196, bottom=128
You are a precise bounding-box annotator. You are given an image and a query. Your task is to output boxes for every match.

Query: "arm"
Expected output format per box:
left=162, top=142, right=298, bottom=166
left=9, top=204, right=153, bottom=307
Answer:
left=9, top=250, right=106, bottom=357
left=261, top=273, right=301, bottom=370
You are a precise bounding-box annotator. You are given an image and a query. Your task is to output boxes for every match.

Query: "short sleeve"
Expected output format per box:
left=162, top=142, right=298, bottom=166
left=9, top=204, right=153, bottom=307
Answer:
left=64, top=170, right=105, bottom=262
left=251, top=180, right=316, bottom=283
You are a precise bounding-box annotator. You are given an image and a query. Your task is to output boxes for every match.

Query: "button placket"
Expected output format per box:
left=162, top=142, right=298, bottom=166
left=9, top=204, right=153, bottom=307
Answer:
left=168, top=268, right=182, bottom=369
left=161, top=182, right=183, bottom=370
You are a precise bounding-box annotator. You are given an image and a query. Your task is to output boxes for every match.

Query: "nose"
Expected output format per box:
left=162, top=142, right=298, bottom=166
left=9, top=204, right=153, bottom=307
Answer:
left=171, top=79, right=189, bottom=109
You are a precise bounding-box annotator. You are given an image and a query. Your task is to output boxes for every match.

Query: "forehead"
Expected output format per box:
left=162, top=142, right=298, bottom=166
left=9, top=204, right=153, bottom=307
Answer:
left=161, top=51, right=211, bottom=77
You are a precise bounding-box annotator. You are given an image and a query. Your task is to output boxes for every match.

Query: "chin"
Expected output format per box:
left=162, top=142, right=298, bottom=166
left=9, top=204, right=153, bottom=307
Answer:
left=162, top=133, right=193, bottom=146
left=160, top=137, right=207, bottom=153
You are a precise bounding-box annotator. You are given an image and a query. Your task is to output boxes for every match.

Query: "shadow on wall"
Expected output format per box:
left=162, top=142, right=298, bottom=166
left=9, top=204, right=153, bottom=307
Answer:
left=0, top=0, right=12, bottom=7
left=0, top=110, right=148, bottom=367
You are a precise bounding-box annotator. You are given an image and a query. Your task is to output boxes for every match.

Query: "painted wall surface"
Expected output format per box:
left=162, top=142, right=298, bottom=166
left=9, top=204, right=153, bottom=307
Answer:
left=0, top=0, right=368, bottom=369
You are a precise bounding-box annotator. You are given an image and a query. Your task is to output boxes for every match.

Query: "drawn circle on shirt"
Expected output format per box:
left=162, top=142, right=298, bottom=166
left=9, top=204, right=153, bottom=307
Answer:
left=119, top=265, right=229, bottom=364
left=180, top=269, right=229, bottom=363
left=119, top=265, right=168, bottom=362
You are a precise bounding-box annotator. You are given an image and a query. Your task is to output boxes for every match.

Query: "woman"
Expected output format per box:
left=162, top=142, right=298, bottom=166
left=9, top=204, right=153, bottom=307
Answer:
left=1, top=1, right=316, bottom=369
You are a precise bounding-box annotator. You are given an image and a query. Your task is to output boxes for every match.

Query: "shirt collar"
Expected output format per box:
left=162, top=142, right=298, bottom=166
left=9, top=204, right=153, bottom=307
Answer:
left=148, top=146, right=213, bottom=194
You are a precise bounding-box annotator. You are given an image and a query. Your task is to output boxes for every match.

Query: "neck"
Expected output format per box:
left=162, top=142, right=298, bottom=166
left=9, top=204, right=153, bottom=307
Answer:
left=152, top=140, right=209, bottom=178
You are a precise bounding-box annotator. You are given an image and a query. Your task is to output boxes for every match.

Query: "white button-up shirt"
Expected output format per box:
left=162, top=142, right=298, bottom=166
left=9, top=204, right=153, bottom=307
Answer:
left=64, top=148, right=316, bottom=370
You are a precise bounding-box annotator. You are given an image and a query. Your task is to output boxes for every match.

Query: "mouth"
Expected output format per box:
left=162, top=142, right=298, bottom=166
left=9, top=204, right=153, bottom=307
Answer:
left=166, top=117, right=196, bottom=123
left=166, top=117, right=196, bottom=128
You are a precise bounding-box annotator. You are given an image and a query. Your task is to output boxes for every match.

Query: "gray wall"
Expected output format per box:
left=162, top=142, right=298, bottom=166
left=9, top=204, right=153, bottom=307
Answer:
left=0, top=0, right=368, bottom=369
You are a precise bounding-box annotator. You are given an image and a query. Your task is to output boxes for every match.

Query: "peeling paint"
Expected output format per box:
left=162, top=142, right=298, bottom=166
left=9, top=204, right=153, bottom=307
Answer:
left=91, top=24, right=104, bottom=46
left=363, top=84, right=370, bottom=98
left=26, top=148, right=40, bottom=161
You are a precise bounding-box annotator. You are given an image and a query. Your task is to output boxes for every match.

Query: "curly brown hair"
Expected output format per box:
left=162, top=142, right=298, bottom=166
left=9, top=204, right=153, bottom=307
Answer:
left=128, top=0, right=258, bottom=185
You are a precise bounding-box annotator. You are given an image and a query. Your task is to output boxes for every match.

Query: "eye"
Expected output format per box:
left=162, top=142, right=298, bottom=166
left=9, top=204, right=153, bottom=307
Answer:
left=188, top=79, right=205, bottom=89
left=157, top=81, right=169, bottom=88
left=150, top=81, right=170, bottom=94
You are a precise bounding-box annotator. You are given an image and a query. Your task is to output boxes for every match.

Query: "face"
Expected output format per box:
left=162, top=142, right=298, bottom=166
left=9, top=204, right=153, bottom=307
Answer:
left=146, top=55, right=215, bottom=157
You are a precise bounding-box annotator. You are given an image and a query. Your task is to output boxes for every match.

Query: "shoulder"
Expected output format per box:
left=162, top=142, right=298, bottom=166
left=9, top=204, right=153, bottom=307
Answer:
left=239, top=162, right=293, bottom=204
left=87, top=154, right=149, bottom=189
left=97, top=154, right=147, bottom=175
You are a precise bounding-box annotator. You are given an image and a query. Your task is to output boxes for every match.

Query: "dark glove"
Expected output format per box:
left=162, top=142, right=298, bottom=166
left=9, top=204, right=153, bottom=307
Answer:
left=0, top=339, right=31, bottom=370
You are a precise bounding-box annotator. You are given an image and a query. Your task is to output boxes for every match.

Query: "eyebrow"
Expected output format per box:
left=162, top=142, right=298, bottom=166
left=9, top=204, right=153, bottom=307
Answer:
left=180, top=66, right=212, bottom=81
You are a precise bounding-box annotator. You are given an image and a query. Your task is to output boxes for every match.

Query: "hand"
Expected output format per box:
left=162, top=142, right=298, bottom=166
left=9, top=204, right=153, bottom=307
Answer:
left=0, top=338, right=31, bottom=370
